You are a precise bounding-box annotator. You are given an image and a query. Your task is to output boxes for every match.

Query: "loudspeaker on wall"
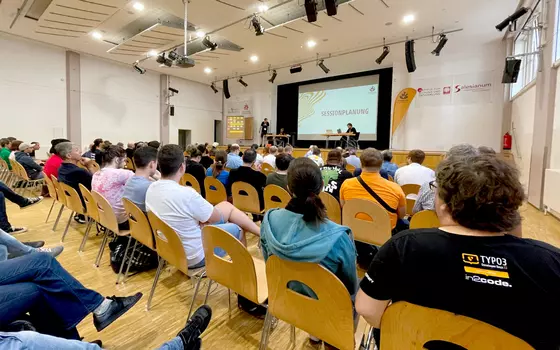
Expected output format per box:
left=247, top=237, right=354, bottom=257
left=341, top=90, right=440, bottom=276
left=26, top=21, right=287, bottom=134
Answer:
left=223, top=79, right=231, bottom=99
left=405, top=40, right=416, bottom=73
left=502, top=59, right=522, bottom=84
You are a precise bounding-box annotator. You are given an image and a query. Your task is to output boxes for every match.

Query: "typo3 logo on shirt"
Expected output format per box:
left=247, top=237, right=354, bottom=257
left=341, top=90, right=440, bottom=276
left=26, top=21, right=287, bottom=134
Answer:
left=462, top=252, right=512, bottom=288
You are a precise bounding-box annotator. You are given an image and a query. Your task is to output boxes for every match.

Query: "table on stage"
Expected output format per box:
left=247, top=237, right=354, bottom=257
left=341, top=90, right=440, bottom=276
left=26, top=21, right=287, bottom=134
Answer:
left=263, top=134, right=291, bottom=146
left=321, top=133, right=354, bottom=148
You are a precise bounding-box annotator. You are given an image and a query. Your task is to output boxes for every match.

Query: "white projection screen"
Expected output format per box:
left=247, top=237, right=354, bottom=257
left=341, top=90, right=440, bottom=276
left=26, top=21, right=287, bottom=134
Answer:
left=297, top=75, right=379, bottom=141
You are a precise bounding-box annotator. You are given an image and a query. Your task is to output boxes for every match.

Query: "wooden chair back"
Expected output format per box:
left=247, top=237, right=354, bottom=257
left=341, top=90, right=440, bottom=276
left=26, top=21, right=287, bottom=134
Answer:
left=202, top=226, right=267, bottom=304
left=204, top=177, right=227, bottom=205
left=123, top=198, right=155, bottom=250
left=91, top=191, right=120, bottom=233
left=261, top=163, right=275, bottom=177
left=380, top=301, right=533, bottom=350
left=266, top=256, right=355, bottom=350
left=180, top=173, right=201, bottom=194
left=43, top=173, right=58, bottom=200
left=77, top=162, right=88, bottom=171
left=125, top=157, right=135, bottom=171
left=148, top=211, right=188, bottom=275
left=388, top=174, right=394, bottom=182
left=59, top=182, right=86, bottom=215
left=50, top=175, right=67, bottom=206
left=346, top=164, right=356, bottom=174
left=410, top=210, right=440, bottom=229
left=12, top=160, right=28, bottom=180
left=319, top=191, right=341, bottom=224
left=79, top=184, right=100, bottom=222
left=401, top=184, right=421, bottom=216
left=342, top=198, right=391, bottom=246
left=264, top=184, right=291, bottom=211
left=89, top=161, right=100, bottom=174
left=232, top=181, right=261, bottom=214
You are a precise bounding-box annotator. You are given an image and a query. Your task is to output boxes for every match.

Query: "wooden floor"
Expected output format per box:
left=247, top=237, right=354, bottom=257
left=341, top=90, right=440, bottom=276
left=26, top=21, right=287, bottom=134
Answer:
left=6, top=197, right=560, bottom=349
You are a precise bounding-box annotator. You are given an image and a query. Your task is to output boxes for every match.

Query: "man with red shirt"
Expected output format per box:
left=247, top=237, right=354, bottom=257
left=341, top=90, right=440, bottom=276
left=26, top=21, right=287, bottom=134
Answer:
left=43, top=139, right=69, bottom=180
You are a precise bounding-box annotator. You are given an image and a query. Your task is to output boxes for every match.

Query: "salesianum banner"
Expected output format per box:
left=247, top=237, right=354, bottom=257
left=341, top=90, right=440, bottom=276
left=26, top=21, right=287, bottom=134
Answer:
left=391, top=88, right=417, bottom=135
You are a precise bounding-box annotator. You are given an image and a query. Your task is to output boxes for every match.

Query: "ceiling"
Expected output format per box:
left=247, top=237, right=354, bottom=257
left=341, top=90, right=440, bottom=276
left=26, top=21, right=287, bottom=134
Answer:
left=0, top=0, right=519, bottom=87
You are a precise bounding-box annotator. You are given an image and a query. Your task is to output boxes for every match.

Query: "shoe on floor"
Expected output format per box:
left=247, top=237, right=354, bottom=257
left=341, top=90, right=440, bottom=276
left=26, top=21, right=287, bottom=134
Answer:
left=23, top=241, right=45, bottom=248
left=6, top=227, right=27, bottom=235
left=73, top=215, right=86, bottom=224
left=19, top=196, right=44, bottom=209
left=177, top=305, right=212, bottom=347
left=36, top=246, right=64, bottom=258
left=93, top=293, right=143, bottom=332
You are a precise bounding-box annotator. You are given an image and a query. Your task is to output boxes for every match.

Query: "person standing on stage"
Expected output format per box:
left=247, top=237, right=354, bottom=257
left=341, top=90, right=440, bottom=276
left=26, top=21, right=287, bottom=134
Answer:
left=260, top=118, right=270, bottom=146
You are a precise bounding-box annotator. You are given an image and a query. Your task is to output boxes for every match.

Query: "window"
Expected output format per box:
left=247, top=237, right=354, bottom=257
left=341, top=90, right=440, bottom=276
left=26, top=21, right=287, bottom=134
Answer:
left=511, top=17, right=540, bottom=98
left=554, top=0, right=560, bottom=62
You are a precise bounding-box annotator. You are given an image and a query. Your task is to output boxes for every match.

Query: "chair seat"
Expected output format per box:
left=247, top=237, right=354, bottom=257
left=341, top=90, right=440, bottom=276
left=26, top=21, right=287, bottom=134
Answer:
left=253, top=257, right=268, bottom=304
left=117, top=229, right=131, bottom=237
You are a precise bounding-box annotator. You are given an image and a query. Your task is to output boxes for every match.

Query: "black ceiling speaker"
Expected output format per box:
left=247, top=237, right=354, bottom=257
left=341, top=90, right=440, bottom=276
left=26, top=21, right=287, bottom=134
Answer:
left=405, top=40, right=416, bottom=73
left=325, top=0, right=338, bottom=16
left=502, top=58, right=522, bottom=84
left=223, top=79, right=231, bottom=99
left=304, top=0, right=318, bottom=22
left=290, top=65, right=303, bottom=74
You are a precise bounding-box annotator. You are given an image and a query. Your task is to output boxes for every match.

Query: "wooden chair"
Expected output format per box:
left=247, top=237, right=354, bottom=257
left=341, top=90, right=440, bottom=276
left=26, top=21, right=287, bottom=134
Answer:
left=12, top=160, right=43, bottom=197
left=79, top=184, right=100, bottom=252
left=319, top=191, right=341, bottom=224
left=264, top=184, right=291, bottom=211
left=410, top=210, right=440, bottom=229
left=190, top=226, right=268, bottom=318
left=77, top=162, right=88, bottom=171
left=261, top=163, right=275, bottom=177
left=147, top=211, right=204, bottom=310
left=91, top=191, right=130, bottom=267
left=204, top=177, right=227, bottom=205
left=119, top=198, right=156, bottom=284
left=125, top=157, right=135, bottom=171
left=388, top=174, right=394, bottom=182
left=342, top=198, right=391, bottom=246
left=232, top=182, right=263, bottom=216
left=380, top=301, right=532, bottom=350
left=0, top=158, right=11, bottom=185
left=346, top=164, right=356, bottom=174
left=43, top=173, right=59, bottom=223
left=401, top=184, right=421, bottom=216
left=58, top=182, right=87, bottom=243
left=260, top=256, right=355, bottom=350
left=87, top=161, right=100, bottom=174
left=50, top=176, right=67, bottom=232
left=180, top=173, right=201, bottom=194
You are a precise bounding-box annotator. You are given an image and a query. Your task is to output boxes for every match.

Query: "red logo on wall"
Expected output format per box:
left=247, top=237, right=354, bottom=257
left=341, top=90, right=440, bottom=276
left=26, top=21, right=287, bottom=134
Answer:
left=455, top=85, right=461, bottom=93
left=417, top=88, right=423, bottom=93
left=443, top=86, right=451, bottom=95
left=244, top=104, right=249, bottom=110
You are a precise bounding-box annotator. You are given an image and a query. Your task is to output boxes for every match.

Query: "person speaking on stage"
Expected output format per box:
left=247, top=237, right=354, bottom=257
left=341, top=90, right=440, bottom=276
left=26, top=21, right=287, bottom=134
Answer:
left=341, top=123, right=357, bottom=148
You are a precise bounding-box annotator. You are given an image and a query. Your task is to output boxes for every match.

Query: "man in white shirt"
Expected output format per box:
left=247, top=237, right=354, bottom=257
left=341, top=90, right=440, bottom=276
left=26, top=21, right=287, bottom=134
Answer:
left=394, top=149, right=435, bottom=186
left=145, top=144, right=260, bottom=271
left=263, top=146, right=278, bottom=168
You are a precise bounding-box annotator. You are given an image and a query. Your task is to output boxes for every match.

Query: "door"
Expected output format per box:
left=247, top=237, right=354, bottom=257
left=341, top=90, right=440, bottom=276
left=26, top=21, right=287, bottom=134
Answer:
left=214, top=120, right=223, bottom=144
left=178, top=129, right=191, bottom=150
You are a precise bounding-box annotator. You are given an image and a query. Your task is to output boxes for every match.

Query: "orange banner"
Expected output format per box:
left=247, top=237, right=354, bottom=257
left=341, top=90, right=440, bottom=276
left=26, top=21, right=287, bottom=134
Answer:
left=391, top=88, right=417, bottom=135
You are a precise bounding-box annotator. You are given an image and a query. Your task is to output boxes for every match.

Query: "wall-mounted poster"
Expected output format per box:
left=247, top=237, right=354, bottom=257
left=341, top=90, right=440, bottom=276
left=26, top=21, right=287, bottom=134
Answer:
left=226, top=116, right=245, bottom=139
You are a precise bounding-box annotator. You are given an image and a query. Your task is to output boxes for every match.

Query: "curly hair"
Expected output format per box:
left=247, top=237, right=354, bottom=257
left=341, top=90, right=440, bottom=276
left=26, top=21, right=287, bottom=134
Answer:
left=102, top=145, right=125, bottom=167
left=436, top=155, right=525, bottom=232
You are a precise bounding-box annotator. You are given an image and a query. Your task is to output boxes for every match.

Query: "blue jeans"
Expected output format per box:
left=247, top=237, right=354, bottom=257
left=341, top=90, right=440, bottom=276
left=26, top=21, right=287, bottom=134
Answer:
left=0, top=331, right=185, bottom=350
left=0, top=253, right=104, bottom=339
left=188, top=221, right=242, bottom=270
left=0, top=181, right=28, bottom=231
left=0, top=229, right=33, bottom=261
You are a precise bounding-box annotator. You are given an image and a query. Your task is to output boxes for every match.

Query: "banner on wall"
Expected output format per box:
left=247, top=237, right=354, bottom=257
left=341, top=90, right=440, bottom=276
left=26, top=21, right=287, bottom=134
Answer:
left=414, top=77, right=453, bottom=107
left=225, top=99, right=252, bottom=117
left=413, top=71, right=493, bottom=107
left=391, top=88, right=417, bottom=135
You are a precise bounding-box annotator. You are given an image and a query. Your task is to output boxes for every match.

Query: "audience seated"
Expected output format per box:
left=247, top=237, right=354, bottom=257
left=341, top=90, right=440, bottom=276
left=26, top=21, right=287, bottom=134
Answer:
left=145, top=145, right=260, bottom=270
left=355, top=154, right=560, bottom=349
left=0, top=228, right=63, bottom=260
left=44, top=139, right=70, bottom=180
left=92, top=146, right=134, bottom=231
left=225, top=144, right=243, bottom=169
left=125, top=142, right=135, bottom=159
left=0, top=253, right=142, bottom=340
left=284, top=144, right=293, bottom=156
left=394, top=149, right=435, bottom=186
left=82, top=138, right=103, bottom=162
left=380, top=150, right=398, bottom=179
left=147, top=140, right=161, bottom=150
left=0, top=139, right=12, bottom=170
left=0, top=181, right=43, bottom=234
left=185, top=148, right=206, bottom=198
left=227, top=150, right=267, bottom=215
left=265, top=153, right=293, bottom=190
left=123, top=146, right=158, bottom=212
left=304, top=145, right=314, bottom=157
left=277, top=146, right=284, bottom=154
left=345, top=148, right=361, bottom=169
left=306, top=146, right=324, bottom=167
left=15, top=143, right=44, bottom=180
left=206, top=150, right=229, bottom=191
left=320, top=150, right=353, bottom=200
left=263, top=146, right=278, bottom=168
left=198, top=144, right=214, bottom=169
left=8, top=141, right=22, bottom=161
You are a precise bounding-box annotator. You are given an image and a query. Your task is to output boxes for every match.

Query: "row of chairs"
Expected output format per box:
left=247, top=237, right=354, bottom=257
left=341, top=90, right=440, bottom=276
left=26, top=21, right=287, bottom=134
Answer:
left=0, top=158, right=44, bottom=196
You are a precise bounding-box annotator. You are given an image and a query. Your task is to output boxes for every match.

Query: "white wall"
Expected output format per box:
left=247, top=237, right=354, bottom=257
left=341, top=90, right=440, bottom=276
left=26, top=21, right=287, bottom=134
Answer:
left=0, top=33, right=66, bottom=152
left=511, top=85, right=536, bottom=189
left=550, top=67, right=560, bottom=169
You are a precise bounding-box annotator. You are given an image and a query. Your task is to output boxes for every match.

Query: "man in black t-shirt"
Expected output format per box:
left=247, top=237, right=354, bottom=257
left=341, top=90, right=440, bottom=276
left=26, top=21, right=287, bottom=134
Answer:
left=355, top=154, right=560, bottom=349
left=185, top=148, right=206, bottom=198
left=319, top=149, right=352, bottom=200
left=260, top=118, right=270, bottom=146
left=227, top=150, right=266, bottom=212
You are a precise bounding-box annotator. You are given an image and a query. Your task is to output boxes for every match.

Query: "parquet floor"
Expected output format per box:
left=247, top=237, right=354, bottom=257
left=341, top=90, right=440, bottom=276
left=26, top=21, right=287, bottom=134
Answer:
left=5, top=196, right=560, bottom=349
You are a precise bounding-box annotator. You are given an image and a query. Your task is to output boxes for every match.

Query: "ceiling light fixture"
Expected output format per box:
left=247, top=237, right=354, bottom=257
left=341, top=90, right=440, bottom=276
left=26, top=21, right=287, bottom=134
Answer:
left=258, top=4, right=269, bottom=12
left=196, top=30, right=206, bottom=38
left=251, top=15, right=265, bottom=36
left=202, top=36, right=218, bottom=50
left=495, top=7, right=529, bottom=31
left=269, top=69, right=277, bottom=83
left=91, top=31, right=103, bottom=40
left=317, top=59, right=330, bottom=74
left=307, top=40, right=317, bottom=48
left=211, top=82, right=219, bottom=93
left=402, top=14, right=415, bottom=24
left=133, top=61, right=146, bottom=74
left=133, top=2, right=144, bottom=11
left=148, top=50, right=158, bottom=57
left=238, top=77, right=248, bottom=87
left=304, top=0, right=318, bottom=22
left=156, top=53, right=173, bottom=67
left=167, top=50, right=179, bottom=60
left=376, top=39, right=390, bottom=64
left=250, top=55, right=259, bottom=62
left=204, top=67, right=213, bottom=74
left=431, top=34, right=448, bottom=56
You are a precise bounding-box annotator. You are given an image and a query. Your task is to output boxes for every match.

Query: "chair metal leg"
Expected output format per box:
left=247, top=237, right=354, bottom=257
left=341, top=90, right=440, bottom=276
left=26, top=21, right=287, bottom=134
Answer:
left=187, top=271, right=206, bottom=319
left=146, top=257, right=165, bottom=310
left=116, top=236, right=133, bottom=284
left=259, top=309, right=274, bottom=350
left=94, top=230, right=110, bottom=267
left=52, top=205, right=65, bottom=231
left=228, top=288, right=231, bottom=317
left=60, top=211, right=75, bottom=242
left=290, top=325, right=296, bottom=345
left=122, top=240, right=138, bottom=283
left=79, top=219, right=93, bottom=252
left=45, top=200, right=56, bottom=223
left=203, top=279, right=213, bottom=304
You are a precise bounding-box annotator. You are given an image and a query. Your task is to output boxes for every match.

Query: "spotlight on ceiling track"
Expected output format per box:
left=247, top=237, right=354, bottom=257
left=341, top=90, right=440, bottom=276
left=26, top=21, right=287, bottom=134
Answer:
left=317, top=59, right=330, bottom=74
left=290, top=65, right=303, bottom=74
left=325, top=0, right=338, bottom=16
left=167, top=50, right=179, bottom=60
left=431, top=34, right=448, bottom=56
left=210, top=82, right=219, bottom=93
left=269, top=69, right=277, bottom=83
left=496, top=7, right=529, bottom=31
left=252, top=16, right=265, bottom=36
left=304, top=0, right=318, bottom=22
left=202, top=35, right=218, bottom=50
left=376, top=40, right=390, bottom=64
left=133, top=61, right=146, bottom=74
left=156, top=53, right=173, bottom=67
left=238, top=77, right=248, bottom=87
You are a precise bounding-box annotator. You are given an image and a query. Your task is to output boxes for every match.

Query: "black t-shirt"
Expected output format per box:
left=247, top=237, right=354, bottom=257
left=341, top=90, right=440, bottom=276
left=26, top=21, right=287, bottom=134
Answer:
left=126, top=148, right=135, bottom=160
left=58, top=163, right=92, bottom=205
left=200, top=156, right=214, bottom=170
left=185, top=160, right=206, bottom=198
left=320, top=165, right=353, bottom=200
left=227, top=166, right=266, bottom=210
left=360, top=228, right=560, bottom=349
left=261, top=121, right=269, bottom=134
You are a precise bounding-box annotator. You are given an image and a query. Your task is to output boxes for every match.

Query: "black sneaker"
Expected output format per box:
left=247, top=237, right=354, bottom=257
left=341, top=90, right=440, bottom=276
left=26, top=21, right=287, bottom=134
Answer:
left=6, top=227, right=27, bottom=235
left=74, top=215, right=86, bottom=224
left=93, top=293, right=143, bottom=331
left=23, top=241, right=45, bottom=248
left=19, top=196, right=44, bottom=209
left=177, top=305, right=212, bottom=348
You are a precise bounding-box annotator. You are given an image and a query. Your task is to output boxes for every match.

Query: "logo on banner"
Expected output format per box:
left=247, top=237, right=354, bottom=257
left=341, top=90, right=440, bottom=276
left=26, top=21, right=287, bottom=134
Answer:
left=369, top=86, right=377, bottom=93
left=443, top=86, right=451, bottom=95
left=417, top=87, right=443, bottom=97
left=455, top=83, right=492, bottom=94
left=399, top=91, right=409, bottom=100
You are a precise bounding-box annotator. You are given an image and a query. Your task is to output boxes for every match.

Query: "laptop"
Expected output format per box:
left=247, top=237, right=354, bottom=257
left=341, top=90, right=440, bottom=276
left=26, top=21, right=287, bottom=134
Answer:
left=326, top=129, right=333, bottom=133
left=337, top=128, right=342, bottom=133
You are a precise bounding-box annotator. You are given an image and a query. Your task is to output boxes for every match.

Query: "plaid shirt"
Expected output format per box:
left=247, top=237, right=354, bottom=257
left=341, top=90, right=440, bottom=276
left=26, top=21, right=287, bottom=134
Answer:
left=412, top=181, right=435, bottom=213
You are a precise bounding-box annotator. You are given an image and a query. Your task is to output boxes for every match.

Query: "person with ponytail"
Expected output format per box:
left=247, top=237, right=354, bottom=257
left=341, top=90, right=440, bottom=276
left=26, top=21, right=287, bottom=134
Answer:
left=205, top=150, right=229, bottom=188
left=260, top=157, right=358, bottom=332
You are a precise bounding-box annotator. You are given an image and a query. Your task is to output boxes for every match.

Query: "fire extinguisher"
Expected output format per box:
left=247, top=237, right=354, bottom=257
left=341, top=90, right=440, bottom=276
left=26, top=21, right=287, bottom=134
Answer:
left=503, top=132, right=512, bottom=150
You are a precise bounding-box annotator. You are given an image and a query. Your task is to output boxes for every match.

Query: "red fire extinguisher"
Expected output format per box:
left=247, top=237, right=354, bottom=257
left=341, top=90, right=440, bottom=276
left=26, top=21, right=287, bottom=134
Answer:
left=503, top=132, right=512, bottom=150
